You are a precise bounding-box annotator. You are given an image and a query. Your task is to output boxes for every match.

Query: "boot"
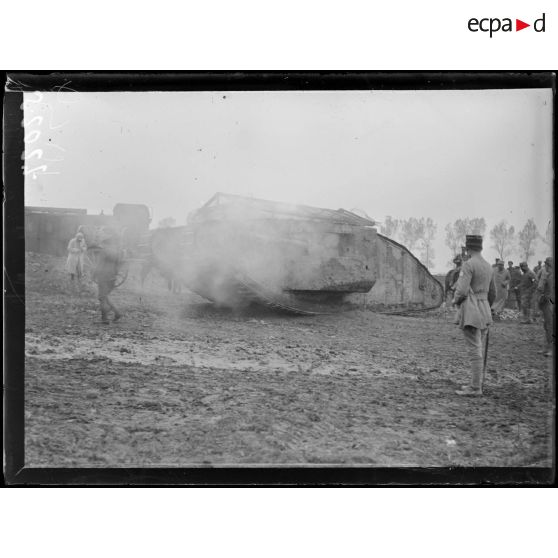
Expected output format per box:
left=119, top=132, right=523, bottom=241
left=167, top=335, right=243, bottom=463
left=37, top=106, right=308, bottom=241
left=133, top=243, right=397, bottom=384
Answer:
left=457, top=357, right=484, bottom=395
left=113, top=311, right=122, bottom=322
left=101, top=312, right=110, bottom=325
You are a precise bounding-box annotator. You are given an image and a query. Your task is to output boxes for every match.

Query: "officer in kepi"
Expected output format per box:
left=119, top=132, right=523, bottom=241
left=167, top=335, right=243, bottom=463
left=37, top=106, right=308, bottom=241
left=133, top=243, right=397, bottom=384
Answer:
left=92, top=229, right=123, bottom=324
left=452, top=235, right=496, bottom=396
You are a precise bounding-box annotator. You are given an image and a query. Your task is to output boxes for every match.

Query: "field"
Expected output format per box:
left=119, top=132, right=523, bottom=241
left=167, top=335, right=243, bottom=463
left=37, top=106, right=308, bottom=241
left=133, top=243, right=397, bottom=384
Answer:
left=24, top=253, right=554, bottom=467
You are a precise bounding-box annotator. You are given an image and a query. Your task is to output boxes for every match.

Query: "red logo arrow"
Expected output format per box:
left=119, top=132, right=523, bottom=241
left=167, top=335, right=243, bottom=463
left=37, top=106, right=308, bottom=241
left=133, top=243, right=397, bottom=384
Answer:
left=516, top=19, right=530, bottom=31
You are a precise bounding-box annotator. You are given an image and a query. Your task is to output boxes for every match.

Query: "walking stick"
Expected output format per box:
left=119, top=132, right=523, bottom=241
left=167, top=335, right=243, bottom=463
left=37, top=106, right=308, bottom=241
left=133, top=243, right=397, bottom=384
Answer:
left=483, top=328, right=490, bottom=375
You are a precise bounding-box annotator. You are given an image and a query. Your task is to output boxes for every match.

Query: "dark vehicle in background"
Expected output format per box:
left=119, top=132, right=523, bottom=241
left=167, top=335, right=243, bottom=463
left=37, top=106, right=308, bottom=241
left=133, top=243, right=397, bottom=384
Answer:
left=25, top=204, right=151, bottom=257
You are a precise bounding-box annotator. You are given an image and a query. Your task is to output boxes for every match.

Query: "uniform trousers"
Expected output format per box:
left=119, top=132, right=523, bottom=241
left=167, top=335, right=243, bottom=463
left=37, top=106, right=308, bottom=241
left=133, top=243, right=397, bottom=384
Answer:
left=463, top=326, right=488, bottom=390
left=97, top=279, right=117, bottom=317
left=521, top=291, right=534, bottom=321
left=509, top=288, right=521, bottom=310
left=492, top=287, right=508, bottom=314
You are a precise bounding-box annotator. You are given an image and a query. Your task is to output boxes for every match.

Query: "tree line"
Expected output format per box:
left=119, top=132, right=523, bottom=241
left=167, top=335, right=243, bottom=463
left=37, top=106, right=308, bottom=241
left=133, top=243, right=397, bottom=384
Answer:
left=157, top=212, right=551, bottom=270
left=380, top=216, right=552, bottom=269
left=487, top=218, right=552, bottom=263
left=380, top=216, right=438, bottom=269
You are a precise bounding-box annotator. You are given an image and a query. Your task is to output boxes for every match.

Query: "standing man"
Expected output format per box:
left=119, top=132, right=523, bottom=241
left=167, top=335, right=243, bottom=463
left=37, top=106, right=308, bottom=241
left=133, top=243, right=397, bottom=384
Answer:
left=65, top=231, right=87, bottom=281
left=491, top=260, right=510, bottom=319
left=532, top=261, right=544, bottom=321
left=519, top=261, right=537, bottom=324
left=537, top=257, right=554, bottom=357
left=445, top=255, right=462, bottom=304
left=92, top=230, right=123, bottom=324
left=452, top=235, right=496, bottom=396
left=508, top=261, right=522, bottom=310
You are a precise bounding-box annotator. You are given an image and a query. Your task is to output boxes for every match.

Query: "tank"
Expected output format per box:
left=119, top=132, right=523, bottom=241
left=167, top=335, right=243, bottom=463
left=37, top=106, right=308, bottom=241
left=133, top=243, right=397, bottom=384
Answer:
left=147, top=193, right=444, bottom=314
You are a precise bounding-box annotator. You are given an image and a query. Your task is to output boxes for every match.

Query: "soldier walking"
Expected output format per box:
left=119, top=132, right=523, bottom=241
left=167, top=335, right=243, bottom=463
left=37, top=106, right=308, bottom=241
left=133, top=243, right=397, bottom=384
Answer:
left=537, top=257, right=554, bottom=357
left=452, top=235, right=496, bottom=396
left=518, top=262, right=537, bottom=324
left=92, top=231, right=123, bottom=324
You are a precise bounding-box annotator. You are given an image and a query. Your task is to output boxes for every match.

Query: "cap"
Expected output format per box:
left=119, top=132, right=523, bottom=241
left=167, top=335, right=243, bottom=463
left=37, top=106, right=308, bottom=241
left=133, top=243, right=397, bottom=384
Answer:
left=545, top=257, right=553, bottom=266
left=465, top=235, right=483, bottom=251
left=519, top=261, right=528, bottom=267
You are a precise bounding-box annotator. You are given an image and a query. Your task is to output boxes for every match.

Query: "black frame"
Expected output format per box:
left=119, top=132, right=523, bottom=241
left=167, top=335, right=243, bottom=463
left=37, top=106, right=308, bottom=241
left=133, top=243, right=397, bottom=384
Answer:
left=3, top=71, right=556, bottom=485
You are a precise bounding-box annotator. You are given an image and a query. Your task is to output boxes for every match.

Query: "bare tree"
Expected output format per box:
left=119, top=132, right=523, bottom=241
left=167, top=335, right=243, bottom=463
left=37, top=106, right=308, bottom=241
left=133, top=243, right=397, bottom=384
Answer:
left=419, top=218, right=437, bottom=269
left=518, top=218, right=538, bottom=263
left=380, top=216, right=400, bottom=239
left=158, top=216, right=176, bottom=228
left=444, top=217, right=487, bottom=263
left=490, top=220, right=515, bottom=260
left=540, top=220, right=553, bottom=248
left=400, top=218, right=425, bottom=253
left=444, top=223, right=461, bottom=260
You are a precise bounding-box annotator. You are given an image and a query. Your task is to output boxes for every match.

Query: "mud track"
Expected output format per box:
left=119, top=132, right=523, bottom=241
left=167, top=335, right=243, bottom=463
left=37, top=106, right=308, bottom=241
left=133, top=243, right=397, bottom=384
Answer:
left=24, top=254, right=553, bottom=467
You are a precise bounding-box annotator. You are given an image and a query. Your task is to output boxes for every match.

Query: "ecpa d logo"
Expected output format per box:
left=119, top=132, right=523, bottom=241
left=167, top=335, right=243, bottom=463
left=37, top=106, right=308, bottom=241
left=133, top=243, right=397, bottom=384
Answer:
left=468, top=13, right=546, bottom=37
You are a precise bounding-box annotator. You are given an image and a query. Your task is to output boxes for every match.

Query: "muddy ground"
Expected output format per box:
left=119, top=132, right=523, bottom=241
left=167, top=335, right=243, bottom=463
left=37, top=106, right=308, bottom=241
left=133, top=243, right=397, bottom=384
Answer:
left=24, top=253, right=554, bottom=467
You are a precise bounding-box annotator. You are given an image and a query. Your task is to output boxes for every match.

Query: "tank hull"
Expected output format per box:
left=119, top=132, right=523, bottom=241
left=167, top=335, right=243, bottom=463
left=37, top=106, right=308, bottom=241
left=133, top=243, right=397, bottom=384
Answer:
left=151, top=194, right=444, bottom=314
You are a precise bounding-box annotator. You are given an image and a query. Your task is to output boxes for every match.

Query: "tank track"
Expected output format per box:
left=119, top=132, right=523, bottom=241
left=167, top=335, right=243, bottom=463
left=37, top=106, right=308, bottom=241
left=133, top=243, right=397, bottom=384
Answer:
left=234, top=276, right=323, bottom=315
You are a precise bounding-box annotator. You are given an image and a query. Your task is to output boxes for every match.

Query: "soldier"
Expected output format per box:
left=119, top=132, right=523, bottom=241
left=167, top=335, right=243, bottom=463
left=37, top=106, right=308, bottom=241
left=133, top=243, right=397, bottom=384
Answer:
left=531, top=261, right=545, bottom=321
left=491, top=260, right=510, bottom=319
left=444, top=255, right=462, bottom=304
left=92, top=231, right=123, bottom=324
left=65, top=231, right=87, bottom=281
left=519, top=262, right=537, bottom=324
left=452, top=235, right=496, bottom=396
left=508, top=261, right=522, bottom=310
left=537, top=257, right=554, bottom=357
left=531, top=277, right=542, bottom=323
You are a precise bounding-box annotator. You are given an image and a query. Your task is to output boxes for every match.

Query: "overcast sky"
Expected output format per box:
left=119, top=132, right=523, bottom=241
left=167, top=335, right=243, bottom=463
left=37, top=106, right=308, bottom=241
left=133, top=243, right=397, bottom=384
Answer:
left=24, top=88, right=553, bottom=272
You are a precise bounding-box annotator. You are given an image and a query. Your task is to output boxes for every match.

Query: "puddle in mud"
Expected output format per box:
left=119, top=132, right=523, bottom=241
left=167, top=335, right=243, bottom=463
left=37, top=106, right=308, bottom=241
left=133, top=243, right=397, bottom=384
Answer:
left=26, top=333, right=304, bottom=373
left=25, top=333, right=414, bottom=378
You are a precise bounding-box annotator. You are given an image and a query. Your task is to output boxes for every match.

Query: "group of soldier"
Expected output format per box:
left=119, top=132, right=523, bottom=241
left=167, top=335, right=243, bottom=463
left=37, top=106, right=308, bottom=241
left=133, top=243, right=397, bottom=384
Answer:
left=448, top=254, right=552, bottom=322
left=492, top=258, right=546, bottom=324
left=448, top=235, right=554, bottom=396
